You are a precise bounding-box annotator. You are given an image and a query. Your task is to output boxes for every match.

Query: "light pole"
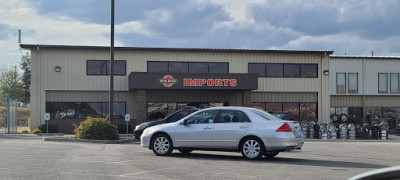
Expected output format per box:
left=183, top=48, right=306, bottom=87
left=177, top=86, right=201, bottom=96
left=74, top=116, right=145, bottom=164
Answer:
left=109, top=0, right=115, bottom=123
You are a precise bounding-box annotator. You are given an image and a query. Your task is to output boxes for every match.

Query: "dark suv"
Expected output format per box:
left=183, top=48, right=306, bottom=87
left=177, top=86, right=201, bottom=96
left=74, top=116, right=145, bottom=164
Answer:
left=134, top=108, right=199, bottom=139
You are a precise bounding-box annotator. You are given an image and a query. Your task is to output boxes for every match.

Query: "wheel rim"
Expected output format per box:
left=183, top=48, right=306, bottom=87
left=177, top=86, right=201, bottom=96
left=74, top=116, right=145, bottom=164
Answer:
left=243, top=140, right=261, bottom=158
left=154, top=137, right=170, bottom=154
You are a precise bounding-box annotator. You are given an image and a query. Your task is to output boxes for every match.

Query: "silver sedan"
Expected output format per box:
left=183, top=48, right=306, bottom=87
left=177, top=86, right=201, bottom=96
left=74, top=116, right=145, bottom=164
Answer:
left=141, top=107, right=304, bottom=159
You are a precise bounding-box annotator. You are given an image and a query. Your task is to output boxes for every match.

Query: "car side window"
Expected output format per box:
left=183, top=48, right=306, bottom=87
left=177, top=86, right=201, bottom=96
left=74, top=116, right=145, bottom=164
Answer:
left=186, top=110, right=217, bottom=124
left=215, top=110, right=249, bottom=123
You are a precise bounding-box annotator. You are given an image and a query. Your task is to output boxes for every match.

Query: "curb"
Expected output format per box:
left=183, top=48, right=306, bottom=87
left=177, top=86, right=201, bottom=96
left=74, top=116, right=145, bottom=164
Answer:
left=43, top=137, right=138, bottom=144
left=37, top=133, right=64, bottom=136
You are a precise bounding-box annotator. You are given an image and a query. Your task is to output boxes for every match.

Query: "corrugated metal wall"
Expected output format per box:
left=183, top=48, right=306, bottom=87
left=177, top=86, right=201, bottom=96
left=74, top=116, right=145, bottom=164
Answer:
left=251, top=92, right=318, bottom=102
left=330, top=96, right=363, bottom=107
left=331, top=95, right=400, bottom=107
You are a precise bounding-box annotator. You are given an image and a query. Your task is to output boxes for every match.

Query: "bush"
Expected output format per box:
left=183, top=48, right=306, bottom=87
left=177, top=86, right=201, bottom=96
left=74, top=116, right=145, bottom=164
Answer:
left=38, top=124, right=58, bottom=133
left=74, top=118, right=119, bottom=140
left=32, top=129, right=41, bottom=134
left=117, top=124, right=133, bottom=134
left=19, top=129, right=30, bottom=134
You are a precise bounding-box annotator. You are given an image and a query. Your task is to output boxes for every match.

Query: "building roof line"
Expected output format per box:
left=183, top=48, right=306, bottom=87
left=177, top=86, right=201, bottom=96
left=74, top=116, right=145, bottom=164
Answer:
left=20, top=44, right=334, bottom=55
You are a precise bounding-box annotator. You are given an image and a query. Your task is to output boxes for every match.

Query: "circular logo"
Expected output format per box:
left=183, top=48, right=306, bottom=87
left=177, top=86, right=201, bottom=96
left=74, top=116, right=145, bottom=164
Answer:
left=159, top=75, right=178, bottom=88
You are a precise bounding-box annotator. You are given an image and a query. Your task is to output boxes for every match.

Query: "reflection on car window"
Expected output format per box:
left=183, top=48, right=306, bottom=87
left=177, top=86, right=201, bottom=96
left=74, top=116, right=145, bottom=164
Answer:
left=250, top=109, right=281, bottom=121
left=216, top=110, right=249, bottom=123
left=186, top=110, right=217, bottom=124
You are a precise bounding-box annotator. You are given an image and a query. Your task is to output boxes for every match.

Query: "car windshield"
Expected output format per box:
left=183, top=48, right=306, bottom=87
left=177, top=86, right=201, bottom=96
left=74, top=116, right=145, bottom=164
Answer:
left=250, top=109, right=282, bottom=121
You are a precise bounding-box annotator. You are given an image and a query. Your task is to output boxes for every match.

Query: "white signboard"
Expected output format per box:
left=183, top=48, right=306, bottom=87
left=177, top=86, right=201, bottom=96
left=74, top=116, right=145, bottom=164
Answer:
left=125, top=114, right=130, bottom=122
left=45, top=113, right=50, bottom=120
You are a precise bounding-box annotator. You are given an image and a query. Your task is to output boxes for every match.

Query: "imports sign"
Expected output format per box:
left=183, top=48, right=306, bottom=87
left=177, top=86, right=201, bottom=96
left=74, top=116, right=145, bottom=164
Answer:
left=129, top=72, right=257, bottom=90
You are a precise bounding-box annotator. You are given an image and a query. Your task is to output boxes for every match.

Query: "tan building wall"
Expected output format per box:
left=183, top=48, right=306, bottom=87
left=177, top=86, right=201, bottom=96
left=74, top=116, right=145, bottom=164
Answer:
left=26, top=45, right=332, bottom=129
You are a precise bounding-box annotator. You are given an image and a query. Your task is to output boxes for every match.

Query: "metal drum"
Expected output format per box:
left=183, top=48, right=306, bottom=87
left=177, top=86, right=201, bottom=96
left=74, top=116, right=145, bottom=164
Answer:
left=380, top=130, right=387, bottom=140
left=327, top=123, right=336, bottom=140
left=347, top=123, right=356, bottom=140
left=300, top=121, right=308, bottom=138
left=320, top=123, right=328, bottom=140
left=339, top=123, right=347, bottom=139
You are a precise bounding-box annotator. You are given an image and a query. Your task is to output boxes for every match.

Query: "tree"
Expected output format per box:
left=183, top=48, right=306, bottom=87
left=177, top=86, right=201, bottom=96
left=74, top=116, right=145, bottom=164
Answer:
left=0, top=66, right=24, bottom=102
left=20, top=53, right=31, bottom=103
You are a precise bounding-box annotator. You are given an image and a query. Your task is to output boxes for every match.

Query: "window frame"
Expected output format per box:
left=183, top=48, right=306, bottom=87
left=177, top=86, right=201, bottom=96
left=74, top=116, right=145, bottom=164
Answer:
left=266, top=63, right=284, bottom=77
left=336, top=73, right=346, bottom=94
left=378, top=73, right=389, bottom=93
left=86, top=60, right=126, bottom=76
left=248, top=63, right=266, bottom=77
left=390, top=73, right=400, bottom=94
left=348, top=73, right=358, bottom=94
left=300, top=64, right=318, bottom=78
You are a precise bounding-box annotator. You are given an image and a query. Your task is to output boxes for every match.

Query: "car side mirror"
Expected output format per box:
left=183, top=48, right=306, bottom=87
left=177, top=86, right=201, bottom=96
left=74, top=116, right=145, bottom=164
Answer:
left=182, top=119, right=187, bottom=126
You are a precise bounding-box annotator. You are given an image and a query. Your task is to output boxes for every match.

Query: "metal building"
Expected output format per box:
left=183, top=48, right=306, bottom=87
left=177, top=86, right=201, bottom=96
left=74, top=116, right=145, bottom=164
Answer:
left=20, top=44, right=332, bottom=133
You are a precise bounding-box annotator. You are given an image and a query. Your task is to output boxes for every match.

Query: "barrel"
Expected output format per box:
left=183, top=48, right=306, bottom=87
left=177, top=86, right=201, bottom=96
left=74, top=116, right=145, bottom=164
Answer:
left=340, top=130, right=347, bottom=139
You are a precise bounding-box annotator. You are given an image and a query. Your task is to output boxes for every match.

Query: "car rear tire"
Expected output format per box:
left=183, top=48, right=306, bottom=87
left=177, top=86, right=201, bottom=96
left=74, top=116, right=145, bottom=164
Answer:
left=264, top=151, right=279, bottom=158
left=178, top=148, right=193, bottom=154
left=240, top=137, right=264, bottom=160
left=151, top=134, right=173, bottom=156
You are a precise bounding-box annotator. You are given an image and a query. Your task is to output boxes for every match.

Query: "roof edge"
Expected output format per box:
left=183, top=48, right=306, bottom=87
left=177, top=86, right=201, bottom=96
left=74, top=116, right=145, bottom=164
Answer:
left=20, top=44, right=334, bottom=55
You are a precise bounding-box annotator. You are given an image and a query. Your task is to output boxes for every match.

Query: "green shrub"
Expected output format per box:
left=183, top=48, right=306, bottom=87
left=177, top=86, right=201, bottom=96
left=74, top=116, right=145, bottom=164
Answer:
left=19, top=130, right=30, bottom=134
left=74, top=118, right=119, bottom=140
left=32, top=129, right=41, bottom=134
left=117, top=124, right=133, bottom=134
left=38, top=124, right=58, bottom=133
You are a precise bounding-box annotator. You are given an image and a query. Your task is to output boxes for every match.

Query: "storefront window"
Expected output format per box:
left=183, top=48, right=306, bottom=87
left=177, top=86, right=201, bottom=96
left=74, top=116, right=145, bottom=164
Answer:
left=283, top=103, right=300, bottom=120
left=248, top=63, right=265, bottom=77
left=265, top=103, right=282, bottom=112
left=251, top=103, right=266, bottom=111
left=300, top=103, right=317, bottom=121
left=147, top=103, right=168, bottom=120
left=266, top=64, right=284, bottom=77
left=46, top=102, right=126, bottom=119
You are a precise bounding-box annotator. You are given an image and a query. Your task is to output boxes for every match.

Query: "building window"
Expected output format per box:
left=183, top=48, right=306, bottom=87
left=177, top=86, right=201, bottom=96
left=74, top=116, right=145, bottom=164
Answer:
left=147, top=61, right=228, bottom=73
left=261, top=102, right=317, bottom=121
left=248, top=63, right=265, bottom=77
left=284, top=64, right=300, bottom=77
left=348, top=73, right=358, bottom=93
left=87, top=60, right=126, bottom=76
left=46, top=102, right=126, bottom=119
left=378, top=73, right=388, bottom=93
left=169, top=62, right=188, bottom=73
left=267, top=64, right=284, bottom=77
left=189, top=62, right=208, bottom=73
left=301, top=64, right=318, bottom=78
left=148, top=61, right=168, bottom=72
left=390, top=73, right=399, bottom=93
left=209, top=62, right=229, bottom=73
left=336, top=73, right=346, bottom=93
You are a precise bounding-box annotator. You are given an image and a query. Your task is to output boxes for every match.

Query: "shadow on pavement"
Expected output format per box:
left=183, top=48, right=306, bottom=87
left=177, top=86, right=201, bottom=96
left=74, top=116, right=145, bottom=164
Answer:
left=168, top=151, right=388, bottom=169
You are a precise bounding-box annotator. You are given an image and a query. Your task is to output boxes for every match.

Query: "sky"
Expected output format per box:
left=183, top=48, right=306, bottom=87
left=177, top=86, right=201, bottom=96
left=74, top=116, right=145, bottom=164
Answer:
left=1, top=0, right=400, bottom=67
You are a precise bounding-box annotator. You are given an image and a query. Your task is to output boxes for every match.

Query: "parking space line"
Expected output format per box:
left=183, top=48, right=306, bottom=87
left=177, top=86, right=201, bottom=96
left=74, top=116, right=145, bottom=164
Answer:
left=118, top=167, right=175, bottom=177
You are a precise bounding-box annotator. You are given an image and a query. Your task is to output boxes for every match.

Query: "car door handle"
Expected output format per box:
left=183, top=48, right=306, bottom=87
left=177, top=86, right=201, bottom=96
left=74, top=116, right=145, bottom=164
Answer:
left=240, top=125, right=247, bottom=129
left=203, top=127, right=212, bottom=130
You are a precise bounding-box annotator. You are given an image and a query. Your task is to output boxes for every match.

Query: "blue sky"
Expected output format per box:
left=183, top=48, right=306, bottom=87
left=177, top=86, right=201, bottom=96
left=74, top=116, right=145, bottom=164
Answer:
left=1, top=0, right=400, bottom=67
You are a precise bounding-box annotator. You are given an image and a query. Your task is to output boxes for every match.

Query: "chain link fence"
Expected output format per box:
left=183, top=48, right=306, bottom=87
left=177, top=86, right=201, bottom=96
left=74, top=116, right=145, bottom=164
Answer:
left=0, top=95, right=28, bottom=134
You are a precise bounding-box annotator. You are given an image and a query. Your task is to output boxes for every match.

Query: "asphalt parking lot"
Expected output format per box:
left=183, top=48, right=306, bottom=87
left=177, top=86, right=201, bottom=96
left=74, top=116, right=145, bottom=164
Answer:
left=0, top=135, right=399, bottom=180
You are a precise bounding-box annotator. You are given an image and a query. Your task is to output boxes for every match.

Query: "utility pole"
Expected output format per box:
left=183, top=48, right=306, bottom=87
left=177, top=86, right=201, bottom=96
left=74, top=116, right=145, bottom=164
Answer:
left=109, top=0, right=115, bottom=123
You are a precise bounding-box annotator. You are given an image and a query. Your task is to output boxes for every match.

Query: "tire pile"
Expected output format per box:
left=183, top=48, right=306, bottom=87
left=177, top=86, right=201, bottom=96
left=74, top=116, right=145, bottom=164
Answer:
left=299, top=118, right=390, bottom=140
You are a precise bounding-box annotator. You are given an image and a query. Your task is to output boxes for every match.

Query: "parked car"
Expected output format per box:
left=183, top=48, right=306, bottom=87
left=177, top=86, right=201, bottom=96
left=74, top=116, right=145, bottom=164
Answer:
left=270, top=111, right=294, bottom=120
left=141, top=107, right=304, bottom=160
left=134, top=107, right=199, bottom=139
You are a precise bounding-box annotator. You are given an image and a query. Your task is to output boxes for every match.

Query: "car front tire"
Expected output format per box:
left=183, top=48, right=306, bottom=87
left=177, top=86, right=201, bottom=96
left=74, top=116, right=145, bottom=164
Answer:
left=240, top=137, right=264, bottom=160
left=151, top=134, right=173, bottom=156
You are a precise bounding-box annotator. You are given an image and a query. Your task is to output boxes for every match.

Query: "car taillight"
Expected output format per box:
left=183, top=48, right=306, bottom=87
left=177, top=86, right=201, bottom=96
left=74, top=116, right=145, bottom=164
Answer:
left=276, top=123, right=292, bottom=132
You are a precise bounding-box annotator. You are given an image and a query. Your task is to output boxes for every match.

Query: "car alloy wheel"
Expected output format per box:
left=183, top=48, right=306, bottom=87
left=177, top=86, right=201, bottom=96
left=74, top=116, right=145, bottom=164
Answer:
left=152, top=134, right=173, bottom=156
left=241, top=138, right=264, bottom=160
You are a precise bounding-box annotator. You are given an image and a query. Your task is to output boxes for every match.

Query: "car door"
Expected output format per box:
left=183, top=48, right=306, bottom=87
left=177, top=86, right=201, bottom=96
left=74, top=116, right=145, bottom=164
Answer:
left=174, top=110, right=218, bottom=148
left=212, top=110, right=252, bottom=149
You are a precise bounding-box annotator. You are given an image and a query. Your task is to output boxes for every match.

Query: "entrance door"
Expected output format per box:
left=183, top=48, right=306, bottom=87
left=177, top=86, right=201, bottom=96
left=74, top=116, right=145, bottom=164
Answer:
left=174, top=110, right=218, bottom=148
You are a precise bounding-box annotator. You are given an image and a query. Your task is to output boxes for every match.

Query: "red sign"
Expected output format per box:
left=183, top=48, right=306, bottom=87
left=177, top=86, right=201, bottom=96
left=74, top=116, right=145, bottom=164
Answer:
left=159, top=75, right=178, bottom=88
left=183, top=78, right=237, bottom=87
